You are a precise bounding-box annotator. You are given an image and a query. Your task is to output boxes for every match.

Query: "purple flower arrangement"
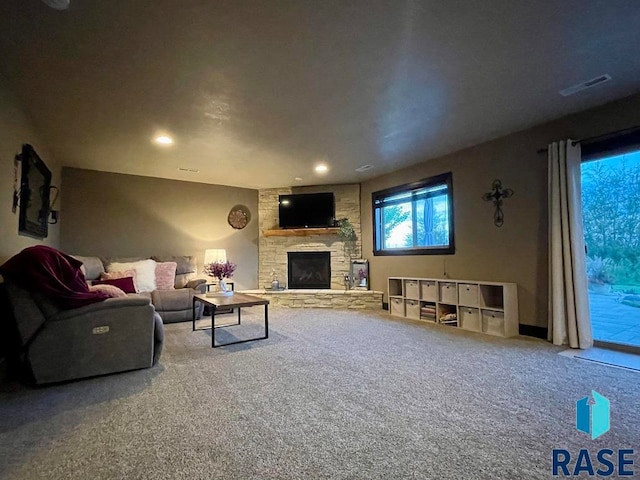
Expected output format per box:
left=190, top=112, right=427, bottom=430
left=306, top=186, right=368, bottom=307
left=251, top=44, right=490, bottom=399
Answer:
left=358, top=268, right=367, bottom=280
left=203, top=261, right=236, bottom=280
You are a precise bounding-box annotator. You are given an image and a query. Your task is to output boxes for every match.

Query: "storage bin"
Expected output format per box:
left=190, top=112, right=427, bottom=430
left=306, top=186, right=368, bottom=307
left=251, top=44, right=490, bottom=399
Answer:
left=390, top=297, right=404, bottom=317
left=405, top=299, right=420, bottom=319
left=482, top=309, right=505, bottom=336
left=458, top=283, right=479, bottom=307
left=439, top=282, right=457, bottom=304
left=459, top=307, right=480, bottom=331
left=404, top=279, right=420, bottom=299
left=420, top=280, right=437, bottom=301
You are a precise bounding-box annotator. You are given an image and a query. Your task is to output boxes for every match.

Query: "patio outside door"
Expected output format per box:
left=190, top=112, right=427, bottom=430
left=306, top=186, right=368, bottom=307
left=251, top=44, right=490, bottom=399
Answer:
left=581, top=149, right=640, bottom=349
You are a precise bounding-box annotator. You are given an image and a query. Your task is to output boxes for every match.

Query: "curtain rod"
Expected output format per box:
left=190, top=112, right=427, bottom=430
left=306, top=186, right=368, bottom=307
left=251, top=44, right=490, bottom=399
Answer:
left=536, top=125, right=640, bottom=154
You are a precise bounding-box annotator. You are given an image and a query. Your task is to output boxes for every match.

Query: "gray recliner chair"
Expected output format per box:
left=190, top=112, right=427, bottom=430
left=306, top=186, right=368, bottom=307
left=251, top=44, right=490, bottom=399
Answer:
left=2, top=282, right=164, bottom=385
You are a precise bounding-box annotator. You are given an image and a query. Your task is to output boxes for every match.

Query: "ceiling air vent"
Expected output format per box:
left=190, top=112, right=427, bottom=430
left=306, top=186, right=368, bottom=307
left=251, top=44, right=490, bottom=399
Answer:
left=559, top=74, right=611, bottom=97
left=177, top=167, right=200, bottom=173
left=355, top=164, right=374, bottom=172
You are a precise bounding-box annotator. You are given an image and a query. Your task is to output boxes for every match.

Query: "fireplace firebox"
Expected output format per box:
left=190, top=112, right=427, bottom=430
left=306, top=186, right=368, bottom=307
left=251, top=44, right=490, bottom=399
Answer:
left=287, top=252, right=331, bottom=289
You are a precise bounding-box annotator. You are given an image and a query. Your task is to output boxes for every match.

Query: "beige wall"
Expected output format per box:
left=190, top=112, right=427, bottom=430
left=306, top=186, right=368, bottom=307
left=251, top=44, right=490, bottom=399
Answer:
left=361, top=92, right=640, bottom=328
left=60, top=168, right=259, bottom=290
left=0, top=75, right=61, bottom=265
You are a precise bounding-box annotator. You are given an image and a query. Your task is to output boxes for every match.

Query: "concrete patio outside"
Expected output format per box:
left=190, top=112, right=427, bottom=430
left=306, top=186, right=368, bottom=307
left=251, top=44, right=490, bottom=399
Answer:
left=589, top=292, right=640, bottom=347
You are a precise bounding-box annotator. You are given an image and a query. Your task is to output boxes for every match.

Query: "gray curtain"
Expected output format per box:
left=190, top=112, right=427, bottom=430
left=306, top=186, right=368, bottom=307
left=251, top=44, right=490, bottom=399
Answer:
left=548, top=140, right=592, bottom=348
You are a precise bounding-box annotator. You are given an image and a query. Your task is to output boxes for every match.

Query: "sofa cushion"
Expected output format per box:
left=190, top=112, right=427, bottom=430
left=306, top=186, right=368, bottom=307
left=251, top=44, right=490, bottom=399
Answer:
left=155, top=262, right=177, bottom=291
left=151, top=255, right=197, bottom=288
left=151, top=288, right=193, bottom=312
left=72, top=256, right=105, bottom=281
left=151, top=255, right=196, bottom=274
left=107, top=259, right=157, bottom=293
left=102, top=256, right=147, bottom=266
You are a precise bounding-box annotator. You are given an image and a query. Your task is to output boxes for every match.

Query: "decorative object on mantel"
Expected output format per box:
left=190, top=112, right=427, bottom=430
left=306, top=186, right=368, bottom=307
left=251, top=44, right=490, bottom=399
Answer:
left=203, top=249, right=236, bottom=296
left=336, top=217, right=358, bottom=258
left=228, top=205, right=250, bottom=229
left=265, top=269, right=285, bottom=290
left=482, top=179, right=514, bottom=227
left=350, top=259, right=369, bottom=290
left=335, top=218, right=356, bottom=241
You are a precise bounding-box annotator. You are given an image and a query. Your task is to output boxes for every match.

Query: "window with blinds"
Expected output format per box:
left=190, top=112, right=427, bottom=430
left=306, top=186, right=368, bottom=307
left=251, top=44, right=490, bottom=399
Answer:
left=372, top=172, right=454, bottom=255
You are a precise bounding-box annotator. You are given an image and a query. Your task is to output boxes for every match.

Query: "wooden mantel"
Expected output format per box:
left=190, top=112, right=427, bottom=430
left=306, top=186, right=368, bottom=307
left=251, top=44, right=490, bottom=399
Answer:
left=262, top=227, right=339, bottom=237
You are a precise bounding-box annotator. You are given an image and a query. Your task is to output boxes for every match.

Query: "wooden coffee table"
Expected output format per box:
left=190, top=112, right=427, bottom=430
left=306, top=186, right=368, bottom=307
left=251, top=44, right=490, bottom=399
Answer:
left=192, top=293, right=269, bottom=348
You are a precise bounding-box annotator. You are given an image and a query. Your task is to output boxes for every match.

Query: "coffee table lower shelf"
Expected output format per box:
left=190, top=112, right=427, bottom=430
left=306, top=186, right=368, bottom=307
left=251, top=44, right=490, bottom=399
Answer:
left=193, top=293, right=269, bottom=348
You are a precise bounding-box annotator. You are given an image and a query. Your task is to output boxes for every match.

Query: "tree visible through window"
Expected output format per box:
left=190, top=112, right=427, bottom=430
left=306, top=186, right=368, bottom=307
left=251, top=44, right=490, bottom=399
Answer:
left=373, top=172, right=454, bottom=255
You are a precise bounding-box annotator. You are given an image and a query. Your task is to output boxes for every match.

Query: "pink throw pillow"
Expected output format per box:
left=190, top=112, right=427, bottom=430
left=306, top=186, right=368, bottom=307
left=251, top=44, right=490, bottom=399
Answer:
left=89, top=284, right=127, bottom=298
left=101, top=270, right=138, bottom=292
left=155, top=262, right=177, bottom=290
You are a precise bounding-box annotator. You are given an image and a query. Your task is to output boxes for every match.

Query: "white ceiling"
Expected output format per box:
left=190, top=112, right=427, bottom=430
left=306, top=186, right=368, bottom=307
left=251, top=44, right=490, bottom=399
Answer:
left=1, top=0, right=640, bottom=189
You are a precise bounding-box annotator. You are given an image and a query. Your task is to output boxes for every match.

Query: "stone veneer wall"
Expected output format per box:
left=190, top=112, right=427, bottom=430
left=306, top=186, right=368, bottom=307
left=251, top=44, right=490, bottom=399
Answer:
left=243, top=289, right=383, bottom=309
left=258, top=184, right=362, bottom=290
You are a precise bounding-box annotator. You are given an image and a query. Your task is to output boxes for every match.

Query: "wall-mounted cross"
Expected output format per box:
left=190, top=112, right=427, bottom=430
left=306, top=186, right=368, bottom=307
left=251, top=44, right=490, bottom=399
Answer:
left=482, top=179, right=514, bottom=227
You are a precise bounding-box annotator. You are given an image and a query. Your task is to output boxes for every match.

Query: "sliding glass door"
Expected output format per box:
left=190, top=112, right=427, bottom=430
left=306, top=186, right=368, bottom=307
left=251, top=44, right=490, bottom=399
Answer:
left=582, top=149, right=640, bottom=348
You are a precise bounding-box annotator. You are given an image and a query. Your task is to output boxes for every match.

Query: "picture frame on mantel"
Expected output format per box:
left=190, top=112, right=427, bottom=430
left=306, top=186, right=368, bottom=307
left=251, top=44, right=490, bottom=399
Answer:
left=17, top=144, right=52, bottom=239
left=350, top=259, right=369, bottom=290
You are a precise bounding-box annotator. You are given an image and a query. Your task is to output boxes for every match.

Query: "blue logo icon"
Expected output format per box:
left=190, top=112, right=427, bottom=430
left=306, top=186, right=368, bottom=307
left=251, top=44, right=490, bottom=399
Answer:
left=576, top=390, right=610, bottom=440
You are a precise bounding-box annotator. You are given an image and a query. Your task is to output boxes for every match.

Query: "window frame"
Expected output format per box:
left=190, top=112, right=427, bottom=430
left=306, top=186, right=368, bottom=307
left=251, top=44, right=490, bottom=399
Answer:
left=372, top=172, right=455, bottom=256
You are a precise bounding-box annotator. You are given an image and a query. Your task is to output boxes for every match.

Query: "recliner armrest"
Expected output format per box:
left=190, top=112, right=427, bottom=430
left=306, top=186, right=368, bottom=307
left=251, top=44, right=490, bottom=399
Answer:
left=185, top=278, right=207, bottom=293
left=48, top=295, right=152, bottom=322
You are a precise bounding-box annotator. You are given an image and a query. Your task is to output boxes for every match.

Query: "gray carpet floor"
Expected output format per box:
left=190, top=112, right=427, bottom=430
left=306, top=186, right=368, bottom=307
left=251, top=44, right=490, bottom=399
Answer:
left=1, top=308, right=639, bottom=479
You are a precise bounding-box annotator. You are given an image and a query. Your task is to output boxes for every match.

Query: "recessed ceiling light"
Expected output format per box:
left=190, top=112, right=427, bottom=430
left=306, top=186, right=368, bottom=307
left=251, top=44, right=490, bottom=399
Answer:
left=154, top=135, right=174, bottom=146
left=314, top=164, right=328, bottom=174
left=294, top=177, right=303, bottom=181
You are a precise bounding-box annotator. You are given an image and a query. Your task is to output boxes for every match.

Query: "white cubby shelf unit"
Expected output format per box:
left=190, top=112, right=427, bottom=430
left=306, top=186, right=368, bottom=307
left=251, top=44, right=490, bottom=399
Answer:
left=387, top=277, right=519, bottom=338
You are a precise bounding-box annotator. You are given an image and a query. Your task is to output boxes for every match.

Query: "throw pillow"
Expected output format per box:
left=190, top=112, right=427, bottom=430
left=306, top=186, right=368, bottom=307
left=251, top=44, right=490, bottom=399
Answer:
left=107, top=259, right=157, bottom=293
left=101, top=270, right=138, bottom=292
left=89, top=284, right=127, bottom=298
left=94, top=276, right=137, bottom=294
left=155, top=262, right=177, bottom=290
left=151, top=255, right=196, bottom=275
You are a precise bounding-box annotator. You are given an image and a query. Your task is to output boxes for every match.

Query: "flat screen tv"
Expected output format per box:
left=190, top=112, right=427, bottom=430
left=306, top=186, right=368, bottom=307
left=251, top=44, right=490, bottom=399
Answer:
left=279, top=192, right=335, bottom=229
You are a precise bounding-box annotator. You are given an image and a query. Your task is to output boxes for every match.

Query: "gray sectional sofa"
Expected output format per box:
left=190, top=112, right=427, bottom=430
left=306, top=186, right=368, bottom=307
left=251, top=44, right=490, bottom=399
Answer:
left=2, top=281, right=164, bottom=385
left=74, top=255, right=207, bottom=323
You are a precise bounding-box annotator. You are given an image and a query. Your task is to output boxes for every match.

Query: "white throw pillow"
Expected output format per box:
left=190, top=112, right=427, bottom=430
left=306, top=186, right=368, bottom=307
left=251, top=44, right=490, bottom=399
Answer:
left=107, top=259, right=157, bottom=292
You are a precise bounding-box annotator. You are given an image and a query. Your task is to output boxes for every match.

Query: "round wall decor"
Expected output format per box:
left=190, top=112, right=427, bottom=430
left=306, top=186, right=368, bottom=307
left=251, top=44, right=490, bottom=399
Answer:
left=228, top=205, right=250, bottom=229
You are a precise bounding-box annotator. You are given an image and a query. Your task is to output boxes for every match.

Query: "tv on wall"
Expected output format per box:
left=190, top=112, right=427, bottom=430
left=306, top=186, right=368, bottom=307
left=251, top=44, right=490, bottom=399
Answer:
left=278, top=192, right=335, bottom=229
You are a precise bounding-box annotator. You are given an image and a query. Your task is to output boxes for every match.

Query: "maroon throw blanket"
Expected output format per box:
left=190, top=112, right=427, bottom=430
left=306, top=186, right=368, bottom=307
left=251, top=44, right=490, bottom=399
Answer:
left=0, top=245, right=108, bottom=309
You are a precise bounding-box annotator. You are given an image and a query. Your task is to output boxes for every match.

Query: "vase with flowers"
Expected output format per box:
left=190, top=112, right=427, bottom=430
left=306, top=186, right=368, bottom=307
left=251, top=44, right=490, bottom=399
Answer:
left=358, top=268, right=367, bottom=287
left=203, top=260, right=237, bottom=296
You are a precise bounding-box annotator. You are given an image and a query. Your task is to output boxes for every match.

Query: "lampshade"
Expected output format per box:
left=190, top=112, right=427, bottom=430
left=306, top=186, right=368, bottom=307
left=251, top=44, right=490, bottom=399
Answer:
left=204, top=249, right=227, bottom=264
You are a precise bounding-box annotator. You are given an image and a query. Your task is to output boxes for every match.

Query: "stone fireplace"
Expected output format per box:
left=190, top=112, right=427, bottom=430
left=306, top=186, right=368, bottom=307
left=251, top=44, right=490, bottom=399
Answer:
left=287, top=252, right=331, bottom=289
left=248, top=184, right=382, bottom=309
left=258, top=184, right=362, bottom=289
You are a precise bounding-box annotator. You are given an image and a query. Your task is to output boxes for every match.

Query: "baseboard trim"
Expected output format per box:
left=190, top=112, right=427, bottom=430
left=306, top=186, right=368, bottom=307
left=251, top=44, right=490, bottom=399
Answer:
left=519, top=324, right=548, bottom=339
